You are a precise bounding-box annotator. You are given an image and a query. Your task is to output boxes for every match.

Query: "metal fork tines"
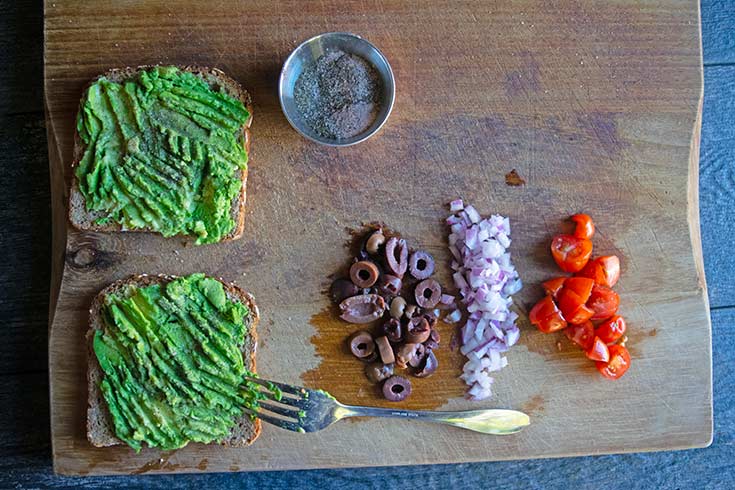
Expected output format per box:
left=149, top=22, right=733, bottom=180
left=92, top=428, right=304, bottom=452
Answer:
left=243, top=376, right=531, bottom=435
left=242, top=376, right=335, bottom=433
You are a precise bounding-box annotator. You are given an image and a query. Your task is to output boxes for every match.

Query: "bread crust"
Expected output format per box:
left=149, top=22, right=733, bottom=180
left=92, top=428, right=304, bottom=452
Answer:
left=86, top=274, right=261, bottom=448
left=69, top=65, right=253, bottom=242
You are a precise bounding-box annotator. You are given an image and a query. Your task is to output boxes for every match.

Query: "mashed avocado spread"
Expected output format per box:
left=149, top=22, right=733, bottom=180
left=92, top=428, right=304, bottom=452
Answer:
left=93, top=274, right=260, bottom=451
left=76, top=66, right=250, bottom=244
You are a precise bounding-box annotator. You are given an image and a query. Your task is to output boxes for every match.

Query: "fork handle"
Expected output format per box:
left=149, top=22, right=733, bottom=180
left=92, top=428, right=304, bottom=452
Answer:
left=338, top=405, right=530, bottom=435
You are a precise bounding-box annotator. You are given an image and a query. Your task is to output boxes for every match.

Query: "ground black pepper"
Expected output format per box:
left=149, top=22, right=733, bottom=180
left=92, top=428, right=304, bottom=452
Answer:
left=294, top=49, right=382, bottom=140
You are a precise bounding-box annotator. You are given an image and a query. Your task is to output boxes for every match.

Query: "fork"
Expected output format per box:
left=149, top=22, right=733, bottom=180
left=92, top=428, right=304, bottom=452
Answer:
left=242, top=377, right=530, bottom=435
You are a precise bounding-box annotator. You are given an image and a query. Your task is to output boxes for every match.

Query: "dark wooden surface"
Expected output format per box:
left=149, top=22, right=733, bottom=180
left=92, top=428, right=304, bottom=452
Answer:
left=0, top=0, right=732, bottom=487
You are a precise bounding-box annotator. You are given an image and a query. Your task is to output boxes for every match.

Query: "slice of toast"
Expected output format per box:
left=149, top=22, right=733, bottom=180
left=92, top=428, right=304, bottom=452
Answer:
left=69, top=65, right=253, bottom=242
left=86, top=274, right=261, bottom=448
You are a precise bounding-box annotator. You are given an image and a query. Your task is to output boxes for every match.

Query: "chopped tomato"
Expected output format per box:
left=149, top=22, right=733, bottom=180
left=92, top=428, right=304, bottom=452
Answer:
left=596, top=344, right=631, bottom=380
left=564, top=321, right=595, bottom=350
left=542, top=277, right=567, bottom=298
left=556, top=277, right=595, bottom=321
left=586, top=285, right=620, bottom=320
left=585, top=336, right=610, bottom=362
left=566, top=304, right=594, bottom=324
left=571, top=214, right=595, bottom=240
left=529, top=296, right=557, bottom=324
left=596, top=315, right=627, bottom=344
left=577, top=255, right=621, bottom=288
left=536, top=312, right=567, bottom=333
left=529, top=296, right=567, bottom=333
left=550, top=235, right=593, bottom=273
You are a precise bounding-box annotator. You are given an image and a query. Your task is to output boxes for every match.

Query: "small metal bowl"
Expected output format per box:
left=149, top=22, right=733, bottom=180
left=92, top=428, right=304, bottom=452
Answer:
left=279, top=32, right=395, bottom=147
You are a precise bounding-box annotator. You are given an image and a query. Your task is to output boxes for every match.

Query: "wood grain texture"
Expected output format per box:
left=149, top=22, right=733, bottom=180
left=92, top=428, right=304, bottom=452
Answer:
left=44, top=0, right=711, bottom=475
left=3, top=306, right=735, bottom=489
left=701, top=0, right=735, bottom=65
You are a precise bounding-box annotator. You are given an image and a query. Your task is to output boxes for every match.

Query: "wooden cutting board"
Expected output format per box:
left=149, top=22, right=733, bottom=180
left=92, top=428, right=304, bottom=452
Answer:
left=45, top=0, right=711, bottom=476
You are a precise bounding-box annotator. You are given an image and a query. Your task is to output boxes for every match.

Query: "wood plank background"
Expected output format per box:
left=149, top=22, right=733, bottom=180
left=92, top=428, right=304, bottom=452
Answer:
left=1, top=0, right=733, bottom=487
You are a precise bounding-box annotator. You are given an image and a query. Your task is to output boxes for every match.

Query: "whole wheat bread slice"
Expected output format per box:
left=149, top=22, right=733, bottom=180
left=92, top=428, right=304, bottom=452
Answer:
left=86, top=274, right=261, bottom=448
left=69, top=65, right=253, bottom=242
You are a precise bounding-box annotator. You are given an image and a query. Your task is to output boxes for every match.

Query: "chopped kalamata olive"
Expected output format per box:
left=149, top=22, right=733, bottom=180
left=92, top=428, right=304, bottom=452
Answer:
left=423, top=338, right=440, bottom=351
left=365, top=362, right=394, bottom=383
left=408, top=344, right=427, bottom=368
left=415, top=278, right=442, bottom=309
left=365, top=230, right=386, bottom=255
left=396, top=343, right=425, bottom=368
left=349, top=331, right=375, bottom=359
left=384, top=237, right=408, bottom=277
left=405, top=316, right=431, bottom=343
left=383, top=375, right=412, bottom=401
left=330, top=278, right=359, bottom=303
left=378, top=274, right=402, bottom=296
left=409, top=250, right=435, bottom=280
left=404, top=304, right=419, bottom=319
left=383, top=318, right=403, bottom=343
left=350, top=260, right=380, bottom=288
left=430, top=327, right=441, bottom=344
left=390, top=296, right=407, bottom=319
left=375, top=335, right=395, bottom=364
left=422, top=311, right=438, bottom=329
left=414, top=351, right=438, bottom=378
left=339, top=294, right=386, bottom=323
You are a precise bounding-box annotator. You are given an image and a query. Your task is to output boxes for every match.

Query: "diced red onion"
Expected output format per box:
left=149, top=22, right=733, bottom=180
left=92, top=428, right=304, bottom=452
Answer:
left=446, top=201, right=522, bottom=401
left=449, top=199, right=464, bottom=212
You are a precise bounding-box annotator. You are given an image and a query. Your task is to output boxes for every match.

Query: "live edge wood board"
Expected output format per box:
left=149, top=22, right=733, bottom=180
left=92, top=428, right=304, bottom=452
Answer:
left=45, top=0, right=711, bottom=476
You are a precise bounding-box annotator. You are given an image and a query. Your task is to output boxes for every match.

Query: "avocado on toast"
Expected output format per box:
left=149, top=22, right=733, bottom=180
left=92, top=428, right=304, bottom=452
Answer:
left=70, top=66, right=252, bottom=244
left=87, top=274, right=261, bottom=450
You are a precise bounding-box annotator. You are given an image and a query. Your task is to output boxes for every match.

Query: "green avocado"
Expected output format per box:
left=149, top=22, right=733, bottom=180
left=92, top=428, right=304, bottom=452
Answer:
left=93, top=274, right=262, bottom=452
left=76, top=66, right=250, bottom=244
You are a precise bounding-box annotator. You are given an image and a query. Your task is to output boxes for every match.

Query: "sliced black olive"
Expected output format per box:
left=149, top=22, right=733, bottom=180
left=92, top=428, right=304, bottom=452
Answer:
left=365, top=230, right=386, bottom=255
left=382, top=375, right=412, bottom=402
left=396, top=343, right=426, bottom=368
left=378, top=274, right=402, bottom=296
left=414, top=350, right=438, bottom=377
left=375, top=335, right=395, bottom=364
left=349, top=331, right=375, bottom=359
left=339, top=294, right=386, bottom=323
left=350, top=260, right=380, bottom=288
left=330, top=278, right=359, bottom=303
left=384, top=237, right=408, bottom=277
left=390, top=296, right=407, bottom=319
left=365, top=362, right=394, bottom=383
left=405, top=316, right=431, bottom=343
left=409, top=250, right=435, bottom=280
left=383, top=318, right=403, bottom=343
left=414, top=278, right=442, bottom=309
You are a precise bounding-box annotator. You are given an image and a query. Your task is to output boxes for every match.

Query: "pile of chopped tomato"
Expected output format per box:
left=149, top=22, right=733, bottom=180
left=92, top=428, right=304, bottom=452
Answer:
left=529, top=214, right=631, bottom=380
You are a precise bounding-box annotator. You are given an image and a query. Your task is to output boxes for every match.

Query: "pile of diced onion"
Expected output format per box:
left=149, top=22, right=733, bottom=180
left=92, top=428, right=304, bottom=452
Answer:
left=445, top=199, right=522, bottom=400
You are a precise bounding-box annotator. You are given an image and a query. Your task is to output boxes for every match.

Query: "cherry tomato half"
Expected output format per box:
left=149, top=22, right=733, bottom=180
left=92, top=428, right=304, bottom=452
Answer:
left=542, top=277, right=567, bottom=298
left=550, top=235, right=593, bottom=273
left=529, top=296, right=567, bottom=333
left=564, top=321, right=595, bottom=350
left=571, top=213, right=595, bottom=240
left=596, top=344, right=631, bottom=380
left=556, top=277, right=595, bottom=321
left=586, top=285, right=620, bottom=320
left=577, top=255, right=621, bottom=288
left=585, top=336, right=610, bottom=362
left=596, top=315, right=627, bottom=344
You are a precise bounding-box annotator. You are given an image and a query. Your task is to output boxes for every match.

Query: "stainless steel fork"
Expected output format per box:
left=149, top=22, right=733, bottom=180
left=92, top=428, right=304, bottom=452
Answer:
left=242, top=377, right=530, bottom=435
